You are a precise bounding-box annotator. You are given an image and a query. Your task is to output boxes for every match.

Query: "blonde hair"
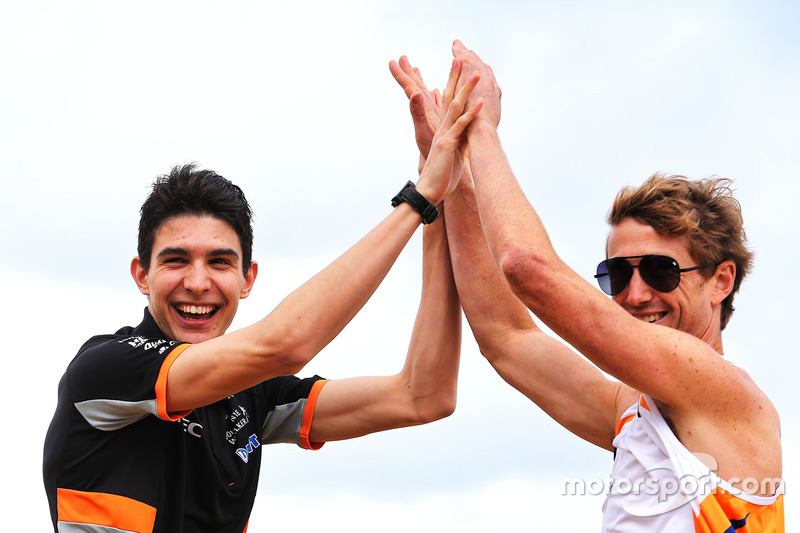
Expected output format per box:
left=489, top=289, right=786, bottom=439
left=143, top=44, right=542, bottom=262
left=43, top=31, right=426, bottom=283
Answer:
left=608, top=173, right=753, bottom=330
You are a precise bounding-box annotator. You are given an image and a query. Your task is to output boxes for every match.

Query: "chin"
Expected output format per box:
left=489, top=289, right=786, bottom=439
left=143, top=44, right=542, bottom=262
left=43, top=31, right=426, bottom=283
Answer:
left=172, top=329, right=216, bottom=344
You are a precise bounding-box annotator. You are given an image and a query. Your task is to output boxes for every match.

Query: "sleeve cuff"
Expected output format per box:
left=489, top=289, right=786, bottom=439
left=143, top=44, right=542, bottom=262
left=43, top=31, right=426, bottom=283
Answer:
left=299, top=379, right=328, bottom=450
left=154, top=343, right=193, bottom=421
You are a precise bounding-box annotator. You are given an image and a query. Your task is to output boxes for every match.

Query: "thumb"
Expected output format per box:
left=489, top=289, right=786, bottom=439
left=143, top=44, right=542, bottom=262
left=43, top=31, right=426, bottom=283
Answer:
left=409, top=91, right=427, bottom=121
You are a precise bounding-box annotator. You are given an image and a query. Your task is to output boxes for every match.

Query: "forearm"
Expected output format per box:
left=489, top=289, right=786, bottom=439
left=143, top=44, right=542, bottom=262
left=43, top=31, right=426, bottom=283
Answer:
left=399, top=210, right=461, bottom=421
left=168, top=202, right=426, bottom=412
left=444, top=168, right=538, bottom=356
left=445, top=166, right=620, bottom=448
left=252, top=203, right=425, bottom=367
left=307, top=214, right=461, bottom=442
left=466, top=122, right=558, bottom=270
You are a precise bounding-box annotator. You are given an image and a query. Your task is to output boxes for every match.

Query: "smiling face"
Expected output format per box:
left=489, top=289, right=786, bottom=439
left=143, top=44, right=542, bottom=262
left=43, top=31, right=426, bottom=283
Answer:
left=131, top=214, right=257, bottom=344
left=607, top=217, right=731, bottom=350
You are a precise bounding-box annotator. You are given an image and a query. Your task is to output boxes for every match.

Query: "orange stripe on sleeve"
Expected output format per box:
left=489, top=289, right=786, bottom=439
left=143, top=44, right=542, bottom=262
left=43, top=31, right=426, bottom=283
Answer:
left=155, top=343, right=192, bottom=421
left=299, top=379, right=328, bottom=450
left=57, top=488, right=157, bottom=533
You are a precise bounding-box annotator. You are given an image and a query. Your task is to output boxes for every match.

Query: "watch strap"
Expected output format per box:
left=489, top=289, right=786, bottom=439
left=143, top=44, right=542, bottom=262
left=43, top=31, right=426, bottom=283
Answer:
left=391, top=181, right=439, bottom=224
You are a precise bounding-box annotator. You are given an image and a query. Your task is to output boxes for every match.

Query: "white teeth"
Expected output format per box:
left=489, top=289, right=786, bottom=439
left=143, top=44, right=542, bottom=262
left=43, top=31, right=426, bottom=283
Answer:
left=639, top=314, right=662, bottom=323
left=178, top=304, right=215, bottom=315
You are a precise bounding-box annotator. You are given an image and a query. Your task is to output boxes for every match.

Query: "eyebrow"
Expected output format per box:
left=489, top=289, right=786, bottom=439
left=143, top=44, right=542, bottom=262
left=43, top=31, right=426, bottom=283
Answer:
left=156, top=247, right=240, bottom=260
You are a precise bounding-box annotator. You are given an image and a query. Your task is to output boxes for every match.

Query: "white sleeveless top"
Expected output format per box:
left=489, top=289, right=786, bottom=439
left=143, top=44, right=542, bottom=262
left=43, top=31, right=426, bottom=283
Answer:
left=601, top=394, right=784, bottom=532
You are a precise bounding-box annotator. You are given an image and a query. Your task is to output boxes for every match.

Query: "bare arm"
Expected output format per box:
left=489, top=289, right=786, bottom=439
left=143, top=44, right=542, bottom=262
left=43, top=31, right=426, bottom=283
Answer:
left=446, top=171, right=622, bottom=449
left=392, top=53, right=624, bottom=449
left=451, top=40, right=762, bottom=423
left=308, top=62, right=485, bottom=441
left=164, top=206, right=424, bottom=412
left=164, top=63, right=481, bottom=419
left=308, top=210, right=461, bottom=441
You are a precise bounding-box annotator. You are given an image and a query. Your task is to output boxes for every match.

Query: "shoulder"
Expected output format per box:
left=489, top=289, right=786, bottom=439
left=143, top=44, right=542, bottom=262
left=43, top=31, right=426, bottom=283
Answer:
left=730, top=364, right=781, bottom=426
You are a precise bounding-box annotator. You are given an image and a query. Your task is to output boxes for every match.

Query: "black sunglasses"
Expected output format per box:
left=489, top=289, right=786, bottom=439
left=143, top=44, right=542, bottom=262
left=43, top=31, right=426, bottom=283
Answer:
left=594, top=255, right=715, bottom=296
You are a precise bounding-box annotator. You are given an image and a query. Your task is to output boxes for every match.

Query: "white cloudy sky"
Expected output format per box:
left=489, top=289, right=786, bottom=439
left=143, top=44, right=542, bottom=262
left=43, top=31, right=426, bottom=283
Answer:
left=1, top=1, right=797, bottom=530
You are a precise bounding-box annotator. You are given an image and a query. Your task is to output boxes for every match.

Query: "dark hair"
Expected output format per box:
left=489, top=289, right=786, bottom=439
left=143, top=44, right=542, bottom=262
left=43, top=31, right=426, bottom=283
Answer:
left=137, top=164, right=254, bottom=274
left=608, top=173, right=753, bottom=330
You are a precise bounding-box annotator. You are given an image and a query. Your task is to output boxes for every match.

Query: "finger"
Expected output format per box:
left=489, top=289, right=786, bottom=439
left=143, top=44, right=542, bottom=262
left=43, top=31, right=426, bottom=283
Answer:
left=454, top=98, right=484, bottom=131
left=389, top=59, right=419, bottom=99
left=450, top=71, right=481, bottom=116
left=399, top=56, right=421, bottom=84
left=409, top=91, right=428, bottom=122
left=400, top=56, right=431, bottom=94
left=449, top=98, right=484, bottom=140
left=440, top=58, right=461, bottom=117
left=439, top=71, right=480, bottom=133
left=398, top=55, right=414, bottom=73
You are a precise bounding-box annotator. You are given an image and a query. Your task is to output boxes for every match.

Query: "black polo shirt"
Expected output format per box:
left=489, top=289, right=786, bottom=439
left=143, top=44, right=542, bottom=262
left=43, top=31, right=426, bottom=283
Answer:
left=44, top=309, right=326, bottom=532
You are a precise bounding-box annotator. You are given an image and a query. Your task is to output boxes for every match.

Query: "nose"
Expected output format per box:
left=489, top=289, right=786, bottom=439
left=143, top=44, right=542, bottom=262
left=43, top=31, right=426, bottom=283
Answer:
left=621, top=268, right=654, bottom=306
left=183, top=263, right=212, bottom=294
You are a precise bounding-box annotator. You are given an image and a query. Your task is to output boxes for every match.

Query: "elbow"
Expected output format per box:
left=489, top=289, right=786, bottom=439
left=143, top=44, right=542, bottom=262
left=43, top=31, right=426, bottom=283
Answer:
left=414, top=390, right=457, bottom=424
left=432, top=392, right=458, bottom=421
left=257, top=325, right=318, bottom=376
left=277, top=351, right=311, bottom=377
left=255, top=347, right=309, bottom=378
left=477, top=343, right=503, bottom=367
left=498, top=245, right=551, bottom=298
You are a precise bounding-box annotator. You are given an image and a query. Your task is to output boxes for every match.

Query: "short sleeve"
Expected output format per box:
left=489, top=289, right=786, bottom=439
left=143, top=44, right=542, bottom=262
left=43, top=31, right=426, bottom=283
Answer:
left=258, top=376, right=328, bottom=450
left=67, top=334, right=191, bottom=430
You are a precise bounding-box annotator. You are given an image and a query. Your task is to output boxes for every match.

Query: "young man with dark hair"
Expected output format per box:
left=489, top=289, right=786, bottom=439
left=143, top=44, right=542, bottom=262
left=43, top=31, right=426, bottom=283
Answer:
left=391, top=43, right=783, bottom=530
left=43, top=65, right=483, bottom=532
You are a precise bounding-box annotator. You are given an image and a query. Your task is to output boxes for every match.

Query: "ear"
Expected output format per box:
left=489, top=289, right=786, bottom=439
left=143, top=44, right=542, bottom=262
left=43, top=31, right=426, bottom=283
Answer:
left=240, top=260, right=258, bottom=299
left=710, top=260, right=735, bottom=306
left=131, top=257, right=150, bottom=296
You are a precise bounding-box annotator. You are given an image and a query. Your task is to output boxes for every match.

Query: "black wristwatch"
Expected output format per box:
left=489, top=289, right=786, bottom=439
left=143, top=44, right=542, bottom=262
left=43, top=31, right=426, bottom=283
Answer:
left=391, top=181, right=439, bottom=224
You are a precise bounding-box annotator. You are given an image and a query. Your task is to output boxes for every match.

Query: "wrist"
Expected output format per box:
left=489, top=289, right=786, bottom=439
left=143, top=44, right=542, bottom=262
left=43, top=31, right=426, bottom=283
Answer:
left=391, top=181, right=440, bottom=224
left=413, top=180, right=442, bottom=206
left=467, top=117, right=499, bottom=139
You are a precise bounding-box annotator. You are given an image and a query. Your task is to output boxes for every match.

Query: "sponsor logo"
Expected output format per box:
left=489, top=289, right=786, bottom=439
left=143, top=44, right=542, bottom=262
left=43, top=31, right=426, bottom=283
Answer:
left=236, top=434, right=261, bottom=463
left=225, top=406, right=251, bottom=445
left=120, top=336, right=177, bottom=353
left=180, top=417, right=203, bottom=438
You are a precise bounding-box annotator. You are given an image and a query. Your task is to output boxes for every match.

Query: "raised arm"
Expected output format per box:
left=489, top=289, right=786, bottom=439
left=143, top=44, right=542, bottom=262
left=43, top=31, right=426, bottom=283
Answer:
left=163, top=62, right=481, bottom=418
left=445, top=171, right=622, bottom=449
left=307, top=61, right=485, bottom=441
left=450, top=40, right=759, bottom=421
left=392, top=54, right=622, bottom=449
left=308, top=209, right=461, bottom=441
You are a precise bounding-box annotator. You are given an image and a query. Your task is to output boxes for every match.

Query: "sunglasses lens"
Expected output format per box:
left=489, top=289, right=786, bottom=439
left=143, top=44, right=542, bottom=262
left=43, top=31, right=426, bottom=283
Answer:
left=596, top=258, right=632, bottom=295
left=639, top=255, right=681, bottom=292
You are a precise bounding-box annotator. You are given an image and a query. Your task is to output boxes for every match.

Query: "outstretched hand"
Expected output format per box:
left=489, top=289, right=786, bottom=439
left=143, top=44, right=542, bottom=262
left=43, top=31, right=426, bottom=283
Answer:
left=389, top=56, right=441, bottom=159
left=414, top=59, right=483, bottom=205
left=452, top=40, right=501, bottom=129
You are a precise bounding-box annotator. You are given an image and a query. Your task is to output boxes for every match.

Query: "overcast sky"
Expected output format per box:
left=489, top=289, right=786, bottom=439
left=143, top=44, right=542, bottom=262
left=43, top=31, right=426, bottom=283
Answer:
left=1, top=1, right=797, bottom=530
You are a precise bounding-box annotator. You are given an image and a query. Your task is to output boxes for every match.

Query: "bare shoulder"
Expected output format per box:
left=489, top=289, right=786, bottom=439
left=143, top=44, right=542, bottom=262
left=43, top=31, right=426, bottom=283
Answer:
left=731, top=364, right=781, bottom=429
left=666, top=363, right=782, bottom=489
